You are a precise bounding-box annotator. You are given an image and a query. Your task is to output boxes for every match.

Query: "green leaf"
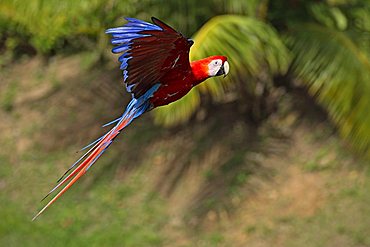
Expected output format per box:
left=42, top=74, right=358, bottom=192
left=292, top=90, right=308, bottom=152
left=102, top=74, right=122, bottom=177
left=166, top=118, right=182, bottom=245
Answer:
left=153, top=89, right=201, bottom=127
left=288, top=23, right=370, bottom=156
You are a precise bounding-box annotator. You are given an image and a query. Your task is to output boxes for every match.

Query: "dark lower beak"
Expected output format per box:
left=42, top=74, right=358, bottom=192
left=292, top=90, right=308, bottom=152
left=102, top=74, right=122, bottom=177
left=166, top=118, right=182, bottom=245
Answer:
left=216, top=65, right=225, bottom=77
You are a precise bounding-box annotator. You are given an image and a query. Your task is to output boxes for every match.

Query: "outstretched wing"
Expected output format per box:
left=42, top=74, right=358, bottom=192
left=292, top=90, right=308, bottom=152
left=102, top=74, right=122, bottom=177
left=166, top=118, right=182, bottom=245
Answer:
left=106, top=17, right=194, bottom=98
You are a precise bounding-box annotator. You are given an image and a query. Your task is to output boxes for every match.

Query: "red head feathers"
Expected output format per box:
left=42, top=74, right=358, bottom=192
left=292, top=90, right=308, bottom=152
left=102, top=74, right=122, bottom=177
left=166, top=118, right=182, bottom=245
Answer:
left=191, top=55, right=229, bottom=84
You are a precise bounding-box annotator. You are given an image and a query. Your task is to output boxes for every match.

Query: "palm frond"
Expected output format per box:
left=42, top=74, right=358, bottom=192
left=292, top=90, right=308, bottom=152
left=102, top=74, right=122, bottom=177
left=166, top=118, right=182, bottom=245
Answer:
left=154, top=15, right=290, bottom=126
left=153, top=89, right=201, bottom=127
left=309, top=3, right=348, bottom=30
left=288, top=23, right=370, bottom=156
left=0, top=0, right=138, bottom=53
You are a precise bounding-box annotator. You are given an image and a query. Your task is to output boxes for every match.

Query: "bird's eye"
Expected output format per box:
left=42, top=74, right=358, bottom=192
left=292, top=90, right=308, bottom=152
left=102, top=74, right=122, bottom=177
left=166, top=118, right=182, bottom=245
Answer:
left=214, top=61, right=218, bottom=65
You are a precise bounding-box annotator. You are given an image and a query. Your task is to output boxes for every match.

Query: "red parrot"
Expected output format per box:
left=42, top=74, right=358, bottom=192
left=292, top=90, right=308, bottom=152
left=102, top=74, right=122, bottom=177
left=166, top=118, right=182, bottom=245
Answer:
left=32, top=17, right=229, bottom=220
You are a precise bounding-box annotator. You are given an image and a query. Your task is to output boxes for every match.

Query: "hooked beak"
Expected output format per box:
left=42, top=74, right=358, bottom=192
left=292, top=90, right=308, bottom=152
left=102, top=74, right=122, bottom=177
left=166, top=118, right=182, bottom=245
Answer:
left=216, top=61, right=230, bottom=78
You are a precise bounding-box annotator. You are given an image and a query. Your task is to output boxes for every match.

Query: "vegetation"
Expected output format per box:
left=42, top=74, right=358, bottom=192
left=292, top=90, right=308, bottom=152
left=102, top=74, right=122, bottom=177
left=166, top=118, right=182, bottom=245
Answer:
left=0, top=0, right=369, bottom=246
left=2, top=0, right=368, bottom=157
left=1, top=56, right=369, bottom=246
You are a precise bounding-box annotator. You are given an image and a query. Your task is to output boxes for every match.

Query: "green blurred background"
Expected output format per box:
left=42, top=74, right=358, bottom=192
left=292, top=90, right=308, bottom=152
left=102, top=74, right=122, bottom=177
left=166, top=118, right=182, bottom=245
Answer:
left=0, top=0, right=369, bottom=246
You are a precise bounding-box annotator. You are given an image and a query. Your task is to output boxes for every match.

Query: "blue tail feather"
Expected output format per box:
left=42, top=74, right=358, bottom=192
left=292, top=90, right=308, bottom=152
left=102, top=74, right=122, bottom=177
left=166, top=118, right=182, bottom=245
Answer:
left=79, top=136, right=104, bottom=151
left=102, top=117, right=122, bottom=128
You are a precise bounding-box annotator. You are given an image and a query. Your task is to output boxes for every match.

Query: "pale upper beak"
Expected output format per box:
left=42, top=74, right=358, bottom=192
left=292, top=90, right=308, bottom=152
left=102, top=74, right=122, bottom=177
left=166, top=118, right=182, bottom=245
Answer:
left=216, top=61, right=230, bottom=77
left=223, top=61, right=229, bottom=77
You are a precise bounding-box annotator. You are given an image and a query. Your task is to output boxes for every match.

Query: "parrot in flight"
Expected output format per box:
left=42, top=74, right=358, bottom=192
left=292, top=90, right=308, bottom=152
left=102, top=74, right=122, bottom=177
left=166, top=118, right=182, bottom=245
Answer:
left=32, top=17, right=229, bottom=220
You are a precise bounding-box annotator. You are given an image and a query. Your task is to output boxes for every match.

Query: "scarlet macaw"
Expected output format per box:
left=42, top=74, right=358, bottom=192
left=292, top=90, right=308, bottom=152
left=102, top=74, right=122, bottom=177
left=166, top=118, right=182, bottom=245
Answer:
left=33, top=17, right=229, bottom=220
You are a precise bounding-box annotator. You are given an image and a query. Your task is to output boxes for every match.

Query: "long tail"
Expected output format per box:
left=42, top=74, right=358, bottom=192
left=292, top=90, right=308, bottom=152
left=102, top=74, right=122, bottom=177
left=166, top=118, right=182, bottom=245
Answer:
left=32, top=97, right=153, bottom=221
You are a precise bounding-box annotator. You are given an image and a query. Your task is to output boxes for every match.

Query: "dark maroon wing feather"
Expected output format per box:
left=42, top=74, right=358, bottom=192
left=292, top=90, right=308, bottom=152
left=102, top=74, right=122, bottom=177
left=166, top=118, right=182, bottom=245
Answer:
left=106, top=17, right=193, bottom=98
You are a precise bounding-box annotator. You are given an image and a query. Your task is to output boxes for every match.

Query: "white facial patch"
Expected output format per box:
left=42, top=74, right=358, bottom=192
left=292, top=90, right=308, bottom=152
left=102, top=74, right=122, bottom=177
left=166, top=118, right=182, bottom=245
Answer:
left=208, top=59, right=223, bottom=77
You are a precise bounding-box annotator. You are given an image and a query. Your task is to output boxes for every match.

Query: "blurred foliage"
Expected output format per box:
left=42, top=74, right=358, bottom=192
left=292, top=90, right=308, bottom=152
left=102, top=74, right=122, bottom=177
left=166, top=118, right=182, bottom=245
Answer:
left=0, top=0, right=264, bottom=55
left=0, top=0, right=140, bottom=54
left=0, top=0, right=370, bottom=157
left=287, top=1, right=370, bottom=156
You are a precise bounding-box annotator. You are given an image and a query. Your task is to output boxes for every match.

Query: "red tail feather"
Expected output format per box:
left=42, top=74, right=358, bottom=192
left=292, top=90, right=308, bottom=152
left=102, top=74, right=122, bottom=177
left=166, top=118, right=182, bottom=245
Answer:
left=32, top=116, right=132, bottom=221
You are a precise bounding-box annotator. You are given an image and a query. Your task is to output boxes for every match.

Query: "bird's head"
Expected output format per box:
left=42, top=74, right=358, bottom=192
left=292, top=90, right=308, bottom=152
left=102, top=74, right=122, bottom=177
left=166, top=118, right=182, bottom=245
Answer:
left=206, top=56, right=229, bottom=78
left=191, top=55, right=229, bottom=83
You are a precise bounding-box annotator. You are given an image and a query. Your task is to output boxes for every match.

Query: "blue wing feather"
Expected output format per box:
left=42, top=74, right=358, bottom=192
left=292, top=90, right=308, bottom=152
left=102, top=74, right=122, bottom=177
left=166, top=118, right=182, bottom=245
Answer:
left=112, top=44, right=130, bottom=53
left=106, top=18, right=164, bottom=96
left=123, top=71, right=129, bottom=82
left=124, top=17, right=162, bottom=29
left=106, top=17, right=191, bottom=98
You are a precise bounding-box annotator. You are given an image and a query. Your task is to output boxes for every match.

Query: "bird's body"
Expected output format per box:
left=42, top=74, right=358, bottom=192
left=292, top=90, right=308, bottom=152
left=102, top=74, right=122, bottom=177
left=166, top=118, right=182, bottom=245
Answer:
left=33, top=17, right=229, bottom=220
left=150, top=63, right=194, bottom=107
